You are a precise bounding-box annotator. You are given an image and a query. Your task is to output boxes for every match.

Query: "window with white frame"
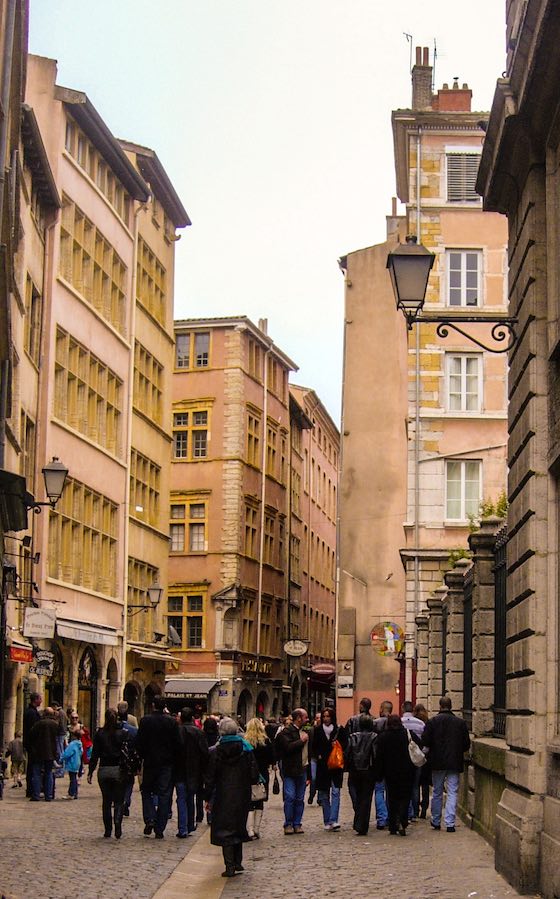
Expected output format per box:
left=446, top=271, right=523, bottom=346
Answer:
left=446, top=152, right=481, bottom=202
left=446, top=354, right=482, bottom=412
left=447, top=250, right=482, bottom=307
left=446, top=460, right=481, bottom=520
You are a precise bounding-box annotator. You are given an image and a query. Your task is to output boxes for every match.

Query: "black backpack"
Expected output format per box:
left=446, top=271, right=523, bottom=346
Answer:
left=346, top=731, right=376, bottom=771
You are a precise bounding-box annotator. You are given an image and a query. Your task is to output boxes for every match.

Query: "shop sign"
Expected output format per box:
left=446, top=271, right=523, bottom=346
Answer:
left=283, top=639, right=308, bottom=657
left=241, top=659, right=272, bottom=676
left=218, top=689, right=229, bottom=697
left=29, top=648, right=55, bottom=677
left=9, top=645, right=33, bottom=663
left=23, top=607, right=56, bottom=639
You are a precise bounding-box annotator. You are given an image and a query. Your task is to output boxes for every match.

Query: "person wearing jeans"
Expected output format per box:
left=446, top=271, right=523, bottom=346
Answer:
left=275, top=708, right=309, bottom=834
left=135, top=696, right=181, bottom=839
left=421, top=696, right=470, bottom=832
left=28, top=707, right=59, bottom=802
left=311, top=708, right=346, bottom=831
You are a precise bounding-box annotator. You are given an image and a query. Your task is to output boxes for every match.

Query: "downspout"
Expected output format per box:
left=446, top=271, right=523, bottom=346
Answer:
left=120, top=200, right=147, bottom=691
left=286, top=409, right=293, bottom=689
left=412, top=126, right=422, bottom=699
left=256, top=349, right=270, bottom=664
left=0, top=0, right=17, bottom=469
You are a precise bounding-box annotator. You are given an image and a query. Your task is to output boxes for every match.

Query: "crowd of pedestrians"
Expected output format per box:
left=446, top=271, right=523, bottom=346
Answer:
left=11, top=689, right=470, bottom=878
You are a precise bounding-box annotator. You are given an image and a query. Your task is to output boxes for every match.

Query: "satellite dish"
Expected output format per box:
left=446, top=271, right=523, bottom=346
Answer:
left=168, top=625, right=181, bottom=647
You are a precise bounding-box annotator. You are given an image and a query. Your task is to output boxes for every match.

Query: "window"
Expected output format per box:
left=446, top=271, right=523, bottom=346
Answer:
left=167, top=591, right=206, bottom=650
left=266, top=423, right=277, bottom=478
left=264, top=513, right=275, bottom=565
left=248, top=338, right=263, bottom=380
left=127, top=558, right=158, bottom=643
left=446, top=354, right=482, bottom=412
left=447, top=250, right=481, bottom=307
left=244, top=503, right=259, bottom=557
left=290, top=535, right=301, bottom=583
left=246, top=410, right=261, bottom=467
left=55, top=327, right=123, bottom=456
left=446, top=460, right=481, bottom=520
left=169, top=499, right=208, bottom=553
left=130, top=449, right=160, bottom=525
left=60, top=195, right=127, bottom=333
left=20, top=412, right=35, bottom=481
left=65, top=116, right=129, bottom=222
left=24, top=275, right=42, bottom=366
left=446, top=152, right=481, bottom=202
left=292, top=471, right=301, bottom=516
left=174, top=331, right=210, bottom=369
left=48, top=478, right=118, bottom=595
left=137, top=237, right=166, bottom=326
left=172, top=406, right=209, bottom=461
left=134, top=342, right=162, bottom=425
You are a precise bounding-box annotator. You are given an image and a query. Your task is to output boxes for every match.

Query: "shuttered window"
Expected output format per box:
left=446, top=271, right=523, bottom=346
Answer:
left=446, top=153, right=480, bottom=202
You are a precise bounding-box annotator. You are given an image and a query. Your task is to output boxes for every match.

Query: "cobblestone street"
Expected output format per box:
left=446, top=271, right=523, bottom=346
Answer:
left=0, top=775, right=540, bottom=899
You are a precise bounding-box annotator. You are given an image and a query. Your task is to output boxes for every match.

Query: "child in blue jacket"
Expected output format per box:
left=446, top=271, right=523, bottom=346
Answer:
left=61, top=732, right=83, bottom=799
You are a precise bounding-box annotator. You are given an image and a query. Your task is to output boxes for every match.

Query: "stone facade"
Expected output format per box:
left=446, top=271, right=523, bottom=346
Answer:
left=476, top=2, right=560, bottom=894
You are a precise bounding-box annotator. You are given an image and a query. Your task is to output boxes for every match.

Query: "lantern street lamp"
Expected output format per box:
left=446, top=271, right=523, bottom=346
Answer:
left=24, top=456, right=69, bottom=513
left=386, top=235, right=518, bottom=353
left=128, top=580, right=164, bottom=615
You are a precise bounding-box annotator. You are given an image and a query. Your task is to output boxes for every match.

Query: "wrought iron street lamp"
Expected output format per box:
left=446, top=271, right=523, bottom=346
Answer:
left=24, top=456, right=69, bottom=513
left=387, top=236, right=518, bottom=353
left=128, top=580, right=164, bottom=615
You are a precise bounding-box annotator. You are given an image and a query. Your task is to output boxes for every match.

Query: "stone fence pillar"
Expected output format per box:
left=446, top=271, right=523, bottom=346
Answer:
left=426, top=585, right=446, bottom=717
left=443, top=557, right=472, bottom=714
left=415, top=613, right=429, bottom=706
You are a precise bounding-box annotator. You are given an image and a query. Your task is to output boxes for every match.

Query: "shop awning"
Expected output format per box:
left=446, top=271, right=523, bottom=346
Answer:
left=130, top=645, right=177, bottom=663
left=56, top=618, right=118, bottom=646
left=164, top=677, right=219, bottom=698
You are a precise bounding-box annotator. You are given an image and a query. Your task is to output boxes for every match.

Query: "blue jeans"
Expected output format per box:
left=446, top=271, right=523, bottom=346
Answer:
left=408, top=766, right=422, bottom=818
left=31, top=760, right=54, bottom=801
left=308, top=759, right=318, bottom=801
left=375, top=779, right=388, bottom=826
left=68, top=771, right=78, bottom=798
left=141, top=765, right=173, bottom=836
left=431, top=770, right=460, bottom=827
left=318, top=784, right=341, bottom=826
left=283, top=774, right=306, bottom=828
left=175, top=781, right=196, bottom=836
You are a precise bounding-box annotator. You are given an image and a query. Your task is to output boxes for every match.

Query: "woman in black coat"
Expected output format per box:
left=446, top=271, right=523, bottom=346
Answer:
left=311, top=707, right=347, bottom=831
left=87, top=708, right=130, bottom=839
left=204, top=717, right=260, bottom=878
left=375, top=713, right=416, bottom=836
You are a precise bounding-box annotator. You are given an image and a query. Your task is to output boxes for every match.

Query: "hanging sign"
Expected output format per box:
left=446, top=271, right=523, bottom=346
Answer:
left=370, top=621, right=404, bottom=657
left=29, top=648, right=55, bottom=677
left=23, top=607, right=56, bottom=639
left=283, top=639, right=309, bottom=657
left=9, top=645, right=33, bottom=663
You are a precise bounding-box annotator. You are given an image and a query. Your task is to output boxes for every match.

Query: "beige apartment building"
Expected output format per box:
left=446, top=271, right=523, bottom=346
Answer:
left=0, top=52, right=188, bottom=741
left=167, top=317, right=337, bottom=718
left=338, top=50, right=508, bottom=719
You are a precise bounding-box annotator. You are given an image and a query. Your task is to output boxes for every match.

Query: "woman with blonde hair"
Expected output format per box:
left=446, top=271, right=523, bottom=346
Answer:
left=244, top=717, right=275, bottom=839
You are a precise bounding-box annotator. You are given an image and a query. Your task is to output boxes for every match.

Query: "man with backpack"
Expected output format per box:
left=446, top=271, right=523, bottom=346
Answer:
left=345, top=714, right=378, bottom=835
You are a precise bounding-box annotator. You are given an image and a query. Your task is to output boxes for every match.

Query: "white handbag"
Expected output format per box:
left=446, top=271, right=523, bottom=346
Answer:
left=407, top=729, right=427, bottom=767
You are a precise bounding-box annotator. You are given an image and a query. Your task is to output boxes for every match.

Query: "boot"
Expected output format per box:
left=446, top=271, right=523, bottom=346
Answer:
left=246, top=810, right=255, bottom=839
left=114, top=803, right=124, bottom=839
left=234, top=842, right=244, bottom=872
left=222, top=845, right=236, bottom=877
left=253, top=809, right=263, bottom=839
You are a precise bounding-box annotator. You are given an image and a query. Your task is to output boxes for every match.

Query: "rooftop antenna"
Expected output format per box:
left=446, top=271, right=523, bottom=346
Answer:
left=404, top=33, right=413, bottom=73
left=433, top=38, right=438, bottom=91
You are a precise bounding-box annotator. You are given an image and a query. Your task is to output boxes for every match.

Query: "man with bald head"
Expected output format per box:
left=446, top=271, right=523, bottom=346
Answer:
left=275, top=707, right=309, bottom=835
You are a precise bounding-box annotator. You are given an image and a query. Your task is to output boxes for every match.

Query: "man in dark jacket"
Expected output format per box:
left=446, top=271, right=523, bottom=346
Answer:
left=345, top=697, right=372, bottom=736
left=422, top=695, right=470, bottom=832
left=136, top=696, right=181, bottom=838
left=23, top=692, right=42, bottom=796
left=174, top=707, right=209, bottom=837
left=275, top=708, right=309, bottom=835
left=28, top=706, right=59, bottom=801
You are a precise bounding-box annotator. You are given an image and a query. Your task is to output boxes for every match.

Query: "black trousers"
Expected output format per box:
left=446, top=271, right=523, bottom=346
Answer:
left=351, top=769, right=376, bottom=834
left=98, top=766, right=126, bottom=835
left=386, top=781, right=411, bottom=833
left=222, top=842, right=243, bottom=873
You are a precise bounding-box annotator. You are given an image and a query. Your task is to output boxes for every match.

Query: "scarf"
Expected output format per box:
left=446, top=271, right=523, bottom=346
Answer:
left=219, top=733, right=254, bottom=752
left=323, top=723, right=334, bottom=738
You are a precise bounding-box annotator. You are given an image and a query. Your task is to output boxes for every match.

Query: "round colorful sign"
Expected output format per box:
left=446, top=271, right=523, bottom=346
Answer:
left=370, top=621, right=404, bottom=656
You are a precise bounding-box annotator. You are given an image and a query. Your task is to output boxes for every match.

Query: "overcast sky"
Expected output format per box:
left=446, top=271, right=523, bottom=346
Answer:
left=29, top=1, right=506, bottom=422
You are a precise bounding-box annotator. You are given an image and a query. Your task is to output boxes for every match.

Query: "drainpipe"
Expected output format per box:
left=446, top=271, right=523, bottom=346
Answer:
left=0, top=0, right=17, bottom=470
left=411, top=126, right=422, bottom=700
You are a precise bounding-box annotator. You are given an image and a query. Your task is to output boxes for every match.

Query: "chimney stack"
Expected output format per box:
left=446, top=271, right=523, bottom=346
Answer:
left=412, top=46, right=433, bottom=110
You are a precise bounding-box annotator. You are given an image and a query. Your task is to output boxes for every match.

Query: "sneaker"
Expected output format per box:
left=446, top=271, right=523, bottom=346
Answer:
left=430, top=821, right=441, bottom=831
left=293, top=826, right=304, bottom=834
left=234, top=865, right=244, bottom=872
left=154, top=832, right=164, bottom=840
left=324, top=824, right=333, bottom=831
left=143, top=823, right=154, bottom=836
left=446, top=826, right=456, bottom=833
left=331, top=823, right=341, bottom=831
left=176, top=832, right=188, bottom=839
left=283, top=825, right=294, bottom=835
left=376, top=823, right=386, bottom=830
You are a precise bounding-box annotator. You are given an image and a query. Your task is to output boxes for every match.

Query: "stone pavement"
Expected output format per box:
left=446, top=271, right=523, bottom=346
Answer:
left=0, top=775, right=542, bottom=899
